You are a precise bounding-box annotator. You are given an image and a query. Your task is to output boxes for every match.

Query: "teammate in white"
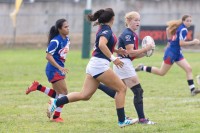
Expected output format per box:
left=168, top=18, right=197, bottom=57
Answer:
left=98, top=11, right=156, bottom=124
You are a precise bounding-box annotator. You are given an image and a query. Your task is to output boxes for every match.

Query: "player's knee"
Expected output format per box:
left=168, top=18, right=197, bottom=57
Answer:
left=81, top=94, right=92, bottom=101
left=159, top=72, right=166, bottom=76
left=158, top=71, right=167, bottom=76
left=115, top=84, right=127, bottom=93
left=120, top=86, right=127, bottom=94
left=133, top=87, right=143, bottom=104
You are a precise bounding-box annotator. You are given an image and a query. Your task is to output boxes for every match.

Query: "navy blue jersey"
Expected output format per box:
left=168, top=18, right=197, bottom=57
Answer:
left=170, top=23, right=188, bottom=52
left=118, top=28, right=138, bottom=60
left=92, top=25, right=117, bottom=61
left=46, top=34, right=70, bottom=71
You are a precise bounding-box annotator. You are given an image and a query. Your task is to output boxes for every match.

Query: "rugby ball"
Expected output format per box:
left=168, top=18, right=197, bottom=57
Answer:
left=141, top=36, right=155, bottom=57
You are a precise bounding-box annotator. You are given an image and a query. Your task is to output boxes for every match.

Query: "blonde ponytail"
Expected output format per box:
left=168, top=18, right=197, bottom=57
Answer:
left=166, top=15, right=191, bottom=36
left=166, top=20, right=182, bottom=35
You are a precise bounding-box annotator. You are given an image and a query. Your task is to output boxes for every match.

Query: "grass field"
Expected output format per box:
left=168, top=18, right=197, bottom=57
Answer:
left=0, top=47, right=200, bottom=133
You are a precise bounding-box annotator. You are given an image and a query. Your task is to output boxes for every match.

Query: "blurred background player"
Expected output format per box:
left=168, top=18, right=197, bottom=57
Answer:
left=98, top=11, right=156, bottom=124
left=26, top=18, right=70, bottom=122
left=47, top=8, right=138, bottom=127
left=135, top=15, right=200, bottom=96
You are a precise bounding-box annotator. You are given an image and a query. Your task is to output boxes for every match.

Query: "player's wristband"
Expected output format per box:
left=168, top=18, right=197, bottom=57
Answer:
left=110, top=55, right=117, bottom=62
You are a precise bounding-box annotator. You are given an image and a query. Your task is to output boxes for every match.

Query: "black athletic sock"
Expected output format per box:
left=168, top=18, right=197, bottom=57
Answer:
left=56, top=96, right=69, bottom=107
left=98, top=83, right=116, bottom=98
left=142, top=66, right=152, bottom=73
left=117, top=107, right=125, bottom=122
left=37, top=85, right=42, bottom=90
left=187, top=79, right=195, bottom=92
left=131, top=84, right=145, bottom=119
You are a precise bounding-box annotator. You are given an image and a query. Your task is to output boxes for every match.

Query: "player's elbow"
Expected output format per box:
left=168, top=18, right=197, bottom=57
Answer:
left=158, top=71, right=167, bottom=76
left=127, top=50, right=137, bottom=57
left=78, top=91, right=92, bottom=101
left=81, top=95, right=92, bottom=101
left=159, top=73, right=166, bottom=76
left=46, top=53, right=51, bottom=61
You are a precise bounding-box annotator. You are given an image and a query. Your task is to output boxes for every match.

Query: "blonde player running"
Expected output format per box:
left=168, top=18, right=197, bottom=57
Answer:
left=136, top=15, right=200, bottom=96
left=98, top=11, right=156, bottom=124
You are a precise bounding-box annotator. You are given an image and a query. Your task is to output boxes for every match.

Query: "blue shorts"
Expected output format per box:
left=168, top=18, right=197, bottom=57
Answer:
left=46, top=69, right=65, bottom=83
left=163, top=48, right=184, bottom=65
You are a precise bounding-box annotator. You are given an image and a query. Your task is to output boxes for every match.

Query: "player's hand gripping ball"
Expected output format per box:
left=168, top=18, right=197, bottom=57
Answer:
left=141, top=36, right=155, bottom=57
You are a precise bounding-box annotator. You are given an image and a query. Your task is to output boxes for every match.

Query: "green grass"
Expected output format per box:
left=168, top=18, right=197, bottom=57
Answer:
left=0, top=47, right=200, bottom=133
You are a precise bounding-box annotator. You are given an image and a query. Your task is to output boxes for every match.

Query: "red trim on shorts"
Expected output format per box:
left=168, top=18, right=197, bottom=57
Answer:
left=50, top=72, right=65, bottom=83
left=164, top=57, right=172, bottom=65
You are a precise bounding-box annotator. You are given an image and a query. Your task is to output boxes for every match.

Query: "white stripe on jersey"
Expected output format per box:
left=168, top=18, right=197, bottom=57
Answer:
left=179, top=28, right=188, bottom=41
left=48, top=39, right=59, bottom=55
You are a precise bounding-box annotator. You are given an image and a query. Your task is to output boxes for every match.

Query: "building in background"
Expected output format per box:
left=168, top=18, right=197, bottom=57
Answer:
left=0, top=0, right=200, bottom=48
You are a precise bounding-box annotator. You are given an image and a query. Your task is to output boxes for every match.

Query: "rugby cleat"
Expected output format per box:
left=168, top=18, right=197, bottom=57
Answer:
left=47, top=98, right=57, bottom=119
left=191, top=88, right=200, bottom=96
left=51, top=117, right=64, bottom=123
left=138, top=118, right=156, bottom=125
left=135, top=64, right=144, bottom=72
left=26, top=81, right=39, bottom=95
left=118, top=117, right=138, bottom=128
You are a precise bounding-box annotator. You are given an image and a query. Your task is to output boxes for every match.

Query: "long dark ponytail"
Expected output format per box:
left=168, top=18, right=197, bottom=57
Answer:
left=47, top=18, right=66, bottom=45
left=87, top=8, right=115, bottom=26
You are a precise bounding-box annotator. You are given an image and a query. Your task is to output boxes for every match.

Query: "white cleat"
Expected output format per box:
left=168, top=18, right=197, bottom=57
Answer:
left=138, top=118, right=156, bottom=125
left=118, top=117, right=138, bottom=128
left=47, top=98, right=57, bottom=119
left=191, top=88, right=200, bottom=96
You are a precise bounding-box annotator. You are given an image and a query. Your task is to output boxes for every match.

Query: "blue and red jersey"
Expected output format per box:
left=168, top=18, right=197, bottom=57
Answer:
left=163, top=23, right=187, bottom=64
left=92, top=25, right=117, bottom=61
left=46, top=34, right=70, bottom=71
left=169, top=23, right=188, bottom=52
left=118, top=28, right=139, bottom=60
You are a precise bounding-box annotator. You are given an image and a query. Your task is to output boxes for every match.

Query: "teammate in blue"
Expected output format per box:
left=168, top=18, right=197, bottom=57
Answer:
left=135, top=15, right=200, bottom=96
left=98, top=11, right=156, bottom=124
left=47, top=8, right=138, bottom=127
left=26, top=18, right=70, bottom=122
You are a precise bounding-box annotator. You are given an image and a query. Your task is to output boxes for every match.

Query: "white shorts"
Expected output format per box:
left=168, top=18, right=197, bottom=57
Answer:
left=86, top=57, right=110, bottom=77
left=113, top=58, right=137, bottom=79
